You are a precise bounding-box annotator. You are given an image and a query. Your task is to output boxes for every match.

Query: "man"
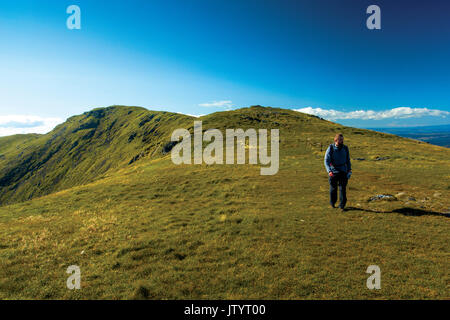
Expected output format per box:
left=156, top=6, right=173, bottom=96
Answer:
left=324, top=133, right=352, bottom=211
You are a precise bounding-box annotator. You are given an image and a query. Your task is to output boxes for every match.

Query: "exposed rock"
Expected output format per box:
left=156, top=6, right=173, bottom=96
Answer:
left=368, top=194, right=397, bottom=202
left=83, top=109, right=106, bottom=119
left=128, top=132, right=137, bottom=143
left=373, top=156, right=390, bottom=161
left=72, top=119, right=100, bottom=133
left=138, top=114, right=155, bottom=127
left=162, top=141, right=179, bottom=154
left=129, top=152, right=146, bottom=165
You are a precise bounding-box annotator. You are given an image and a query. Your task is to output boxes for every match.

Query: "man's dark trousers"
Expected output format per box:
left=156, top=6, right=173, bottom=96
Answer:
left=329, top=172, right=348, bottom=208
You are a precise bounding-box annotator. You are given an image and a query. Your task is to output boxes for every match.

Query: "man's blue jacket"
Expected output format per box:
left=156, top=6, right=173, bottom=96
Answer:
left=324, top=144, right=352, bottom=174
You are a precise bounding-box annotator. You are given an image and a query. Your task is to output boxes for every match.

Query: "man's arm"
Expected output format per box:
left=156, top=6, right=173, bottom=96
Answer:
left=346, top=146, right=352, bottom=172
left=324, top=146, right=332, bottom=173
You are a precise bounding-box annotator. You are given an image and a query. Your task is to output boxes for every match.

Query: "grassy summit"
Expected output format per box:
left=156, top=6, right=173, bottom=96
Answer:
left=0, top=106, right=449, bottom=299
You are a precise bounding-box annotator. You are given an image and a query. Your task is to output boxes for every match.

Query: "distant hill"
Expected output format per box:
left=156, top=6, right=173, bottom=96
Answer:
left=367, top=124, right=450, bottom=148
left=0, top=106, right=195, bottom=205
left=0, top=105, right=449, bottom=299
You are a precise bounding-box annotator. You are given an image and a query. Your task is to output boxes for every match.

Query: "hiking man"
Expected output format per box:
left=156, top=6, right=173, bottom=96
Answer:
left=324, top=133, right=352, bottom=210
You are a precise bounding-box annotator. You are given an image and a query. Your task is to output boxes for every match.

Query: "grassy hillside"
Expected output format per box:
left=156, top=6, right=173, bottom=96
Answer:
left=0, top=106, right=449, bottom=299
left=0, top=134, right=42, bottom=165
left=0, top=106, right=195, bottom=205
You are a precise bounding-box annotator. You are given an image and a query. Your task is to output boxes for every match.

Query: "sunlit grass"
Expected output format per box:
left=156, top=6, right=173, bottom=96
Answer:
left=0, top=106, right=449, bottom=299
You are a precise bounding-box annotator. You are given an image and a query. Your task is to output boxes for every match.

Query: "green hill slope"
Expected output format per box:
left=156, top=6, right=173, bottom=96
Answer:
left=0, top=106, right=194, bottom=205
left=0, top=134, right=41, bottom=164
left=0, top=106, right=449, bottom=299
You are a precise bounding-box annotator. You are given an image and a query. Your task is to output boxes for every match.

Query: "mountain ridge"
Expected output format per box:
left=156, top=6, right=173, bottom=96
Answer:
left=0, top=105, right=448, bottom=207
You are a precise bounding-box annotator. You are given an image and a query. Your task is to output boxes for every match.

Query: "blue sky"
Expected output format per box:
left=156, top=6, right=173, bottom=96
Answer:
left=0, top=0, right=449, bottom=135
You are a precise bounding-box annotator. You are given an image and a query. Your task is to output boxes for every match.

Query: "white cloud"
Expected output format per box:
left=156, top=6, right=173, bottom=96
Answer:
left=199, top=100, right=233, bottom=109
left=185, top=114, right=205, bottom=118
left=175, top=112, right=205, bottom=118
left=0, top=115, right=64, bottom=137
left=294, top=107, right=450, bottom=121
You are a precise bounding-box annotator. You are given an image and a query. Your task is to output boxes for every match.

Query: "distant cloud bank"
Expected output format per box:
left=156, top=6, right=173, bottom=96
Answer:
left=0, top=115, right=64, bottom=136
left=294, top=107, right=450, bottom=121
left=199, top=100, right=233, bottom=109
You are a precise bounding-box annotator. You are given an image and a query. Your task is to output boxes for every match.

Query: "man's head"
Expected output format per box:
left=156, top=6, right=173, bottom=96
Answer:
left=334, top=133, right=344, bottom=147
